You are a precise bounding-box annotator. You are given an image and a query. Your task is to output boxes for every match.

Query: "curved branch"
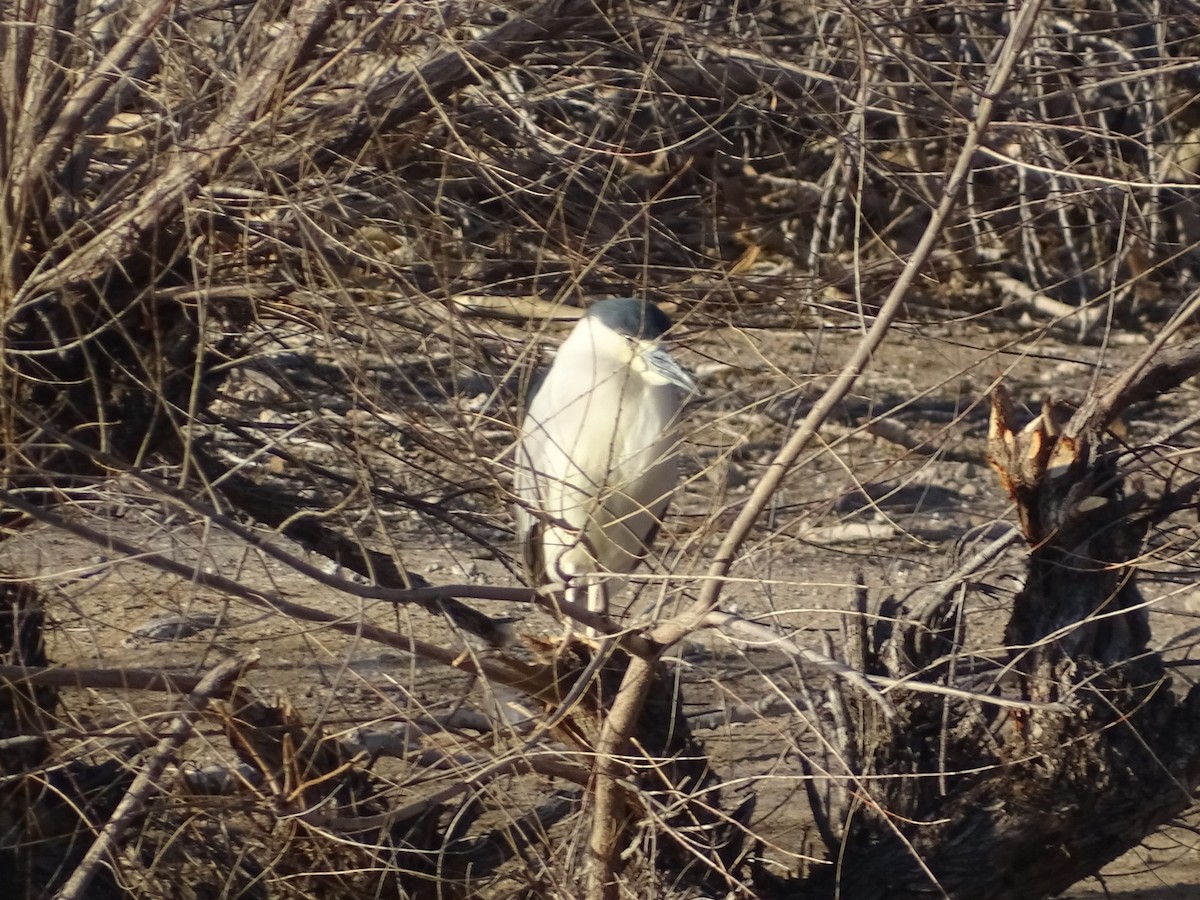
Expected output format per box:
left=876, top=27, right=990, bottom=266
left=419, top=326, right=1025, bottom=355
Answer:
left=648, top=0, right=1050, bottom=650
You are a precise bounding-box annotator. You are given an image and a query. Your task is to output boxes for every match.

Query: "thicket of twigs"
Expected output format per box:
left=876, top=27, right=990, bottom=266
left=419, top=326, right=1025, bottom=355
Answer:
left=5, top=0, right=1200, bottom=897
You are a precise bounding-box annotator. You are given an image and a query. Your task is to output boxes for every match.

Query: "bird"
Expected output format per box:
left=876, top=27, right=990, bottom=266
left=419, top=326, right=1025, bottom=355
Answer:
left=513, top=297, right=695, bottom=636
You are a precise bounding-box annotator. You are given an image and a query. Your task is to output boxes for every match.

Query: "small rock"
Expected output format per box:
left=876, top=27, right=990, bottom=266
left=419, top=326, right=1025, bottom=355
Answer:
left=124, top=613, right=223, bottom=646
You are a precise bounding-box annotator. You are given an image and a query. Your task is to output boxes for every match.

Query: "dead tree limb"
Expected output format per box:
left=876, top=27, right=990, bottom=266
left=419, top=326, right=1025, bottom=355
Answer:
left=779, top=343, right=1200, bottom=899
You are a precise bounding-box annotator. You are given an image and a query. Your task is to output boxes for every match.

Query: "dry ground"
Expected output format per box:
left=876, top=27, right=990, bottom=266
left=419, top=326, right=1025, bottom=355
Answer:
left=7, top=316, right=1200, bottom=897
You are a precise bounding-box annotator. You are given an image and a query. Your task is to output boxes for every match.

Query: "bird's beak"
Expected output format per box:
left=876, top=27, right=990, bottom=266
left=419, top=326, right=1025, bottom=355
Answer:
left=635, top=342, right=696, bottom=392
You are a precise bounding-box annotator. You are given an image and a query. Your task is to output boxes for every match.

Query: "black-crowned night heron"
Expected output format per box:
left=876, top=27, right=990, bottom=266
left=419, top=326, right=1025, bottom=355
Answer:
left=514, top=298, right=695, bottom=633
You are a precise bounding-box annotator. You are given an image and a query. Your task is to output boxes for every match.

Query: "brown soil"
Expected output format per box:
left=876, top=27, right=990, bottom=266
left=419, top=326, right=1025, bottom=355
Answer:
left=6, top=319, right=1200, bottom=897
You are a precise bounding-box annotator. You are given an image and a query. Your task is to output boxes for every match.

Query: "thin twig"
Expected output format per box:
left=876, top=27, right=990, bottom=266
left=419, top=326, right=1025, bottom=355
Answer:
left=701, top=609, right=1062, bottom=712
left=0, top=486, right=554, bottom=694
left=0, top=664, right=219, bottom=696
left=701, top=609, right=896, bottom=719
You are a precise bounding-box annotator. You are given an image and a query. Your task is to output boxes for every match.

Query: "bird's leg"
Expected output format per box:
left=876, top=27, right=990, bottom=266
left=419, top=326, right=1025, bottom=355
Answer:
left=584, top=575, right=609, bottom=640
left=558, top=581, right=588, bottom=646
left=555, top=576, right=607, bottom=643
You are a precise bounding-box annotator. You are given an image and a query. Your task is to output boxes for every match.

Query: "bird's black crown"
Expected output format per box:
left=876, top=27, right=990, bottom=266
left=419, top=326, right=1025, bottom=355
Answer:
left=586, top=297, right=673, bottom=340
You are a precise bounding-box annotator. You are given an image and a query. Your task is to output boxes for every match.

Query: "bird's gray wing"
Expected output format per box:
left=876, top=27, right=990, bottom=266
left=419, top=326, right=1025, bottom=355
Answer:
left=522, top=366, right=547, bottom=411
left=512, top=421, right=549, bottom=586
left=632, top=497, right=669, bottom=566
left=519, top=516, right=546, bottom=586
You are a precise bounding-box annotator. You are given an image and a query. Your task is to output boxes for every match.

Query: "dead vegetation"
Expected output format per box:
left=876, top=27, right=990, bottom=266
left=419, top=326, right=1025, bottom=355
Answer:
left=4, top=0, right=1200, bottom=897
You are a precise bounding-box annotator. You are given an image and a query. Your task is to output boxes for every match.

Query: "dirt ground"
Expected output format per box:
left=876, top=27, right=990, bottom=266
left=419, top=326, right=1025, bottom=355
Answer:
left=7, top=316, right=1200, bottom=897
